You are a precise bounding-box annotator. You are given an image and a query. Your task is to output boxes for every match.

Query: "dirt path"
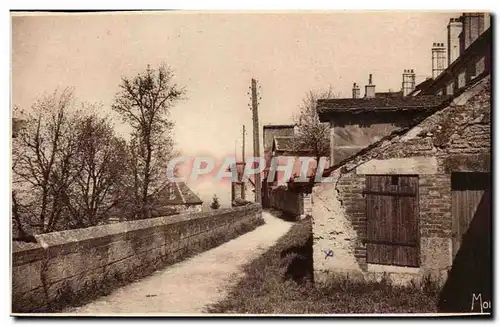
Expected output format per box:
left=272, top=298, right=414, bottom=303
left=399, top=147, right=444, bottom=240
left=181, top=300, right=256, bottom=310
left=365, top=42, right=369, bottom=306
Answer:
left=64, top=210, right=293, bottom=315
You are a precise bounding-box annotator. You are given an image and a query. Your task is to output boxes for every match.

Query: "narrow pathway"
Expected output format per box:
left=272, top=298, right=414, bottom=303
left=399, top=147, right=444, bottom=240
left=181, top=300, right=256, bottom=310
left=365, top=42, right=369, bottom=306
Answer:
left=64, top=210, right=293, bottom=315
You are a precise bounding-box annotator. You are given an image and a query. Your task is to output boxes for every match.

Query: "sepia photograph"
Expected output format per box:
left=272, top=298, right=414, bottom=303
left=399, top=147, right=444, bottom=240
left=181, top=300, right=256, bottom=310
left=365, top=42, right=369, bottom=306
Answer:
left=10, top=10, right=492, bottom=317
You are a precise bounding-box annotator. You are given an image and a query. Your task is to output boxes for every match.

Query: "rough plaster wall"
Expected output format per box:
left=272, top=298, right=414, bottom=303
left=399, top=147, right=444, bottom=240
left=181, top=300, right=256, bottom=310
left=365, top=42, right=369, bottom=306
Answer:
left=312, top=178, right=361, bottom=278
left=333, top=123, right=398, bottom=147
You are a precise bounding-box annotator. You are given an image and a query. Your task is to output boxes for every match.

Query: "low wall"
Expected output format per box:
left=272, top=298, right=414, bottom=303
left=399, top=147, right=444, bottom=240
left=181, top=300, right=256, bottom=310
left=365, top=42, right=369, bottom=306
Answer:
left=269, top=186, right=312, bottom=219
left=12, top=204, right=263, bottom=313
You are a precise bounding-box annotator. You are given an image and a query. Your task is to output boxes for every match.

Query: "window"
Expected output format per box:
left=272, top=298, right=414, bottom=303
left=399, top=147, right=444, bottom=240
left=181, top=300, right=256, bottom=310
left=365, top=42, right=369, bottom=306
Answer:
left=446, top=81, right=455, bottom=95
left=458, top=70, right=466, bottom=89
left=475, top=56, right=486, bottom=76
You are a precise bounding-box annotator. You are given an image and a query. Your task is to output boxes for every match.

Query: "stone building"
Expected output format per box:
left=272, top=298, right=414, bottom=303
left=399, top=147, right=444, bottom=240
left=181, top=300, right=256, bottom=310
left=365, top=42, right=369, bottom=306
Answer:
left=311, top=13, right=491, bottom=285
left=262, top=124, right=329, bottom=213
left=262, top=125, right=296, bottom=206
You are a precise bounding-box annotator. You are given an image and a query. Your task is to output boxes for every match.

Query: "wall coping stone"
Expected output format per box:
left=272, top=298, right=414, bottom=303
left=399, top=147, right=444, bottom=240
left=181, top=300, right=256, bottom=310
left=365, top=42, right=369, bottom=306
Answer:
left=13, top=203, right=261, bottom=262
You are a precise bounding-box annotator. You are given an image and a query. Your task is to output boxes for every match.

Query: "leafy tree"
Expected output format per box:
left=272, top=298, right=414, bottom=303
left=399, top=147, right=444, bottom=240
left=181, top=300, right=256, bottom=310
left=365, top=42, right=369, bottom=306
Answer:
left=292, top=88, right=334, bottom=164
left=210, top=194, right=221, bottom=210
left=112, top=64, right=185, bottom=219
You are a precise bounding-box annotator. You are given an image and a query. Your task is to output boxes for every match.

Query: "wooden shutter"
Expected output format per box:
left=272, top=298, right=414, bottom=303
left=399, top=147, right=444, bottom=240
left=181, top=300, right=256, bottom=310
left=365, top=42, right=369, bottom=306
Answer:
left=365, top=175, right=419, bottom=267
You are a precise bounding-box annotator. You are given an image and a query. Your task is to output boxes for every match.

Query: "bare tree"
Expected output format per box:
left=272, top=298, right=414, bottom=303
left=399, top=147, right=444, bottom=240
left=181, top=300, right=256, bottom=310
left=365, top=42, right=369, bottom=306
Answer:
left=12, top=90, right=130, bottom=235
left=12, top=88, right=78, bottom=234
left=62, top=112, right=128, bottom=227
left=112, top=64, right=185, bottom=219
left=292, top=88, right=334, bottom=164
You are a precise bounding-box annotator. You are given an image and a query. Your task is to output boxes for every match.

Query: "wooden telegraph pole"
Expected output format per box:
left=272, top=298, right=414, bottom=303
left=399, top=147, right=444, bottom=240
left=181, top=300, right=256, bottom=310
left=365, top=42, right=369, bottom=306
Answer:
left=231, top=140, right=236, bottom=205
left=241, top=125, right=246, bottom=200
left=251, top=79, right=262, bottom=205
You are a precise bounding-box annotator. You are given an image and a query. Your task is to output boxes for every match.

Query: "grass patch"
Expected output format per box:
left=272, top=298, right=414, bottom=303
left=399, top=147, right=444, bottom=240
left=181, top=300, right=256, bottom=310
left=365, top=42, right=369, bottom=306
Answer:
left=206, top=217, right=440, bottom=314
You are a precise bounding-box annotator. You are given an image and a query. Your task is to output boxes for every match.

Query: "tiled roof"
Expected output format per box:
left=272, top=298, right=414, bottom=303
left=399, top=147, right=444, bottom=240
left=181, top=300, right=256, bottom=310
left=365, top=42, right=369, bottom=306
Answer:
left=407, top=78, right=435, bottom=96
left=263, top=124, right=296, bottom=129
left=317, top=95, right=450, bottom=116
left=375, top=91, right=403, bottom=98
left=153, top=181, right=203, bottom=206
left=178, top=182, right=203, bottom=205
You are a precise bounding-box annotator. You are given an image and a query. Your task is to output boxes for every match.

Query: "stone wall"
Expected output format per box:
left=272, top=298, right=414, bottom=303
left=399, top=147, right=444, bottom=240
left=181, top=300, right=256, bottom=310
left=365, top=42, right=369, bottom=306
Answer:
left=12, top=204, right=263, bottom=313
left=313, top=75, right=490, bottom=285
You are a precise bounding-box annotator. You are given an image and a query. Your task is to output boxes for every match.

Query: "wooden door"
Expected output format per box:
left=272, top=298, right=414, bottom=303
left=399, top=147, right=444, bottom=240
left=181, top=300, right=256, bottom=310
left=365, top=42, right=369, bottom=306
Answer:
left=365, top=175, right=419, bottom=267
left=451, top=172, right=491, bottom=259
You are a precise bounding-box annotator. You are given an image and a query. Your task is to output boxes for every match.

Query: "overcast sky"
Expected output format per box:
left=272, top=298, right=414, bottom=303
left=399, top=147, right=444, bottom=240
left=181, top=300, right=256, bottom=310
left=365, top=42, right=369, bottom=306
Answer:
left=11, top=11, right=459, bottom=205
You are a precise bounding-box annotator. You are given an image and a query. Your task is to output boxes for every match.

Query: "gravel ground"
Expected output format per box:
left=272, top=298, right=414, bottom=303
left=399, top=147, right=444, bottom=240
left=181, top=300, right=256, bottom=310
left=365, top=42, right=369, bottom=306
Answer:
left=63, top=210, right=293, bottom=316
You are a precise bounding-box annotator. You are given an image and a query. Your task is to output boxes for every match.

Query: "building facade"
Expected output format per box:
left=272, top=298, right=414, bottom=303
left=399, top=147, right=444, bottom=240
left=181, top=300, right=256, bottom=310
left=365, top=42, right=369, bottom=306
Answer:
left=312, top=12, right=491, bottom=285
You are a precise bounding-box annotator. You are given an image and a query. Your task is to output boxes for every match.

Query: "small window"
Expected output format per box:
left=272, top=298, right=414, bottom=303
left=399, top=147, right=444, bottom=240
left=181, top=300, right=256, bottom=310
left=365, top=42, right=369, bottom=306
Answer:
left=391, top=175, right=399, bottom=186
left=446, top=81, right=454, bottom=95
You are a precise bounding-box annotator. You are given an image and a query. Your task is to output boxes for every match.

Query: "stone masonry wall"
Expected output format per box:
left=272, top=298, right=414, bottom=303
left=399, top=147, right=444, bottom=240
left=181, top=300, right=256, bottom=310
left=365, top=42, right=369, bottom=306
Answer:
left=313, top=75, right=490, bottom=285
left=12, top=204, right=263, bottom=313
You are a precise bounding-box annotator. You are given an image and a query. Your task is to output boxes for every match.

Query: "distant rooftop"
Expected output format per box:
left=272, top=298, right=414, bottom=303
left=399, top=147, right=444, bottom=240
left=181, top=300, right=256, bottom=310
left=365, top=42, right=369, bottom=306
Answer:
left=263, top=124, right=296, bottom=129
left=153, top=181, right=203, bottom=206
left=273, top=136, right=311, bottom=153
left=317, top=95, right=450, bottom=120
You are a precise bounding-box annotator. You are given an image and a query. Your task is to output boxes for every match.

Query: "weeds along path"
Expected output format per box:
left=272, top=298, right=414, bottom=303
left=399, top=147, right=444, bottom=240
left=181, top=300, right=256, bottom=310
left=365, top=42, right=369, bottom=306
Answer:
left=64, top=210, right=293, bottom=315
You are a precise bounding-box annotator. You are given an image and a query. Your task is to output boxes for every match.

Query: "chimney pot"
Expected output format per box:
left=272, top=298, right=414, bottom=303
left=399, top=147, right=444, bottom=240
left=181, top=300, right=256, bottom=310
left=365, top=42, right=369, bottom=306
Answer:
left=365, top=74, right=375, bottom=98
left=402, top=68, right=416, bottom=96
left=352, top=82, right=360, bottom=99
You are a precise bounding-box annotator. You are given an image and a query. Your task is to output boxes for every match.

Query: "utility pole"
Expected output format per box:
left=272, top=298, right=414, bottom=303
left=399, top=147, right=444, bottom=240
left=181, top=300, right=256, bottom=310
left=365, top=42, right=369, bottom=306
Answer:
left=231, top=140, right=237, bottom=205
left=251, top=78, right=262, bottom=205
left=241, top=125, right=246, bottom=200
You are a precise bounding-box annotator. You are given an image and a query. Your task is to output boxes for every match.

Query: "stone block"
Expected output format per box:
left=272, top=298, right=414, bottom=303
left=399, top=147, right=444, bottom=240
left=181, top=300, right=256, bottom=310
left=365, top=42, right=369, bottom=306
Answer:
left=356, top=156, right=438, bottom=175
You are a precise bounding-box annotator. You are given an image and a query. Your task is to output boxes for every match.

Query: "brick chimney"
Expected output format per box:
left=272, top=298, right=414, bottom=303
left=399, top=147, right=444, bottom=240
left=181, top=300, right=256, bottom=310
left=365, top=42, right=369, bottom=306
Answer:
left=364, top=74, right=375, bottom=98
left=447, top=17, right=463, bottom=66
left=352, top=82, right=360, bottom=99
left=402, top=69, right=416, bottom=96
